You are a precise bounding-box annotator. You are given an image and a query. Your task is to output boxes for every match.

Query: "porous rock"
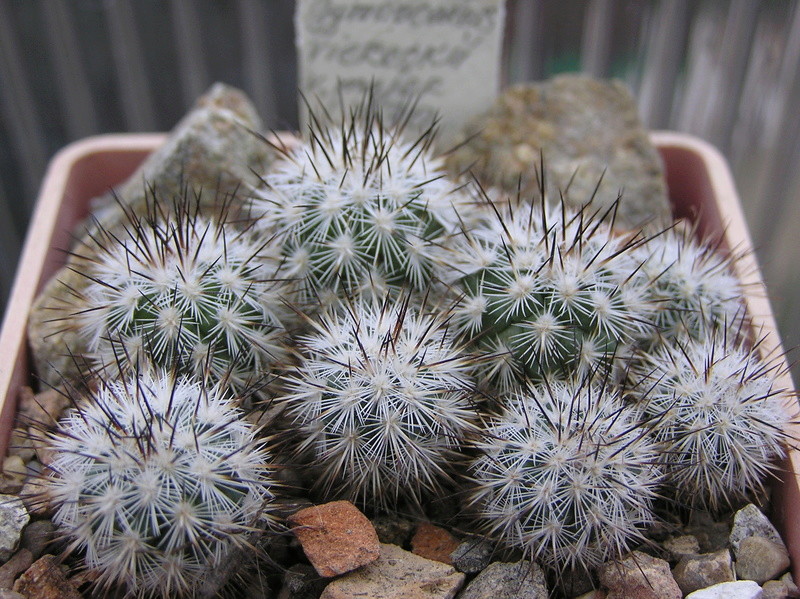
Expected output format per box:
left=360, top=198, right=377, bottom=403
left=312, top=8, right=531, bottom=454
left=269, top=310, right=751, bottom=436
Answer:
left=0, top=458, right=26, bottom=495
left=371, top=515, right=415, bottom=546
left=735, top=536, right=790, bottom=584
left=445, top=74, right=672, bottom=230
left=289, top=500, right=380, bottom=578
left=449, top=538, right=493, bottom=573
left=685, top=580, right=763, bottom=599
left=730, top=504, right=786, bottom=554
left=0, top=550, right=32, bottom=590
left=598, top=551, right=681, bottom=599
left=411, top=522, right=460, bottom=565
left=19, top=520, right=53, bottom=561
left=664, top=534, right=701, bottom=561
left=0, top=496, right=29, bottom=563
left=319, top=543, right=465, bottom=599
left=672, top=549, right=735, bottom=595
left=12, top=555, right=82, bottom=599
left=457, top=560, right=548, bottom=599
left=762, top=579, right=791, bottom=599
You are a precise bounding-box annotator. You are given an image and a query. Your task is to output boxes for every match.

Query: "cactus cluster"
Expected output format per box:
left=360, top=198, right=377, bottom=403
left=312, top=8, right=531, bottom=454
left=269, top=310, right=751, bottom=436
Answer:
left=467, top=378, right=662, bottom=571
left=29, top=97, right=796, bottom=593
left=629, top=329, right=790, bottom=510
left=280, top=295, right=478, bottom=510
left=250, top=98, right=474, bottom=305
left=449, top=200, right=652, bottom=388
left=44, top=367, right=276, bottom=597
left=67, top=195, right=291, bottom=387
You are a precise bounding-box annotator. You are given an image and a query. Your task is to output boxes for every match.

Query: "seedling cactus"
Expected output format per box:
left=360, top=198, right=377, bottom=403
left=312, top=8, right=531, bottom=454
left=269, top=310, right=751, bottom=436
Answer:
left=633, top=225, right=745, bottom=346
left=40, top=366, right=277, bottom=598
left=251, top=96, right=475, bottom=305
left=64, top=192, right=291, bottom=387
left=465, top=377, right=662, bottom=572
left=280, top=295, right=478, bottom=511
left=450, top=198, right=652, bottom=389
left=629, top=328, right=792, bottom=510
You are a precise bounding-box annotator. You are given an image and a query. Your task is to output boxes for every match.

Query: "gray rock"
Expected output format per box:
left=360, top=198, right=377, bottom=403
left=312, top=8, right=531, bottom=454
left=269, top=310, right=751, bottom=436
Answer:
left=730, top=505, right=786, bottom=554
left=27, top=83, right=272, bottom=388
left=449, top=538, right=492, bottom=573
left=663, top=534, right=701, bottom=561
left=0, top=549, right=32, bottom=589
left=686, top=510, right=731, bottom=553
left=672, top=549, right=735, bottom=595
left=370, top=515, right=415, bottom=547
left=780, top=573, right=800, bottom=597
left=445, top=74, right=672, bottom=231
left=598, top=551, right=682, bottom=599
left=0, top=591, right=26, bottom=599
left=458, top=560, right=548, bottom=599
left=762, top=579, right=791, bottom=599
left=735, top=536, right=790, bottom=584
left=0, top=496, right=29, bottom=562
left=319, top=543, right=465, bottom=599
left=685, top=580, right=763, bottom=599
left=19, top=520, right=53, bottom=560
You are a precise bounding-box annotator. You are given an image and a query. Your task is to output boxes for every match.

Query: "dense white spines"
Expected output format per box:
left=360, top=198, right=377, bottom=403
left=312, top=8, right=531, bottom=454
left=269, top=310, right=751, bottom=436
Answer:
left=629, top=331, right=791, bottom=510
left=71, top=201, right=290, bottom=387
left=634, top=226, right=744, bottom=345
left=466, top=379, right=661, bottom=572
left=252, top=101, right=474, bottom=304
left=44, top=368, right=276, bottom=598
left=450, top=201, right=652, bottom=388
left=281, top=296, right=477, bottom=510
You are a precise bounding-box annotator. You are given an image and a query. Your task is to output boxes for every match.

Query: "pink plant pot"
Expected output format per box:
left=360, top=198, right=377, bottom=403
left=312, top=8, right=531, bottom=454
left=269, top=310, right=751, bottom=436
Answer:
left=0, top=131, right=797, bottom=577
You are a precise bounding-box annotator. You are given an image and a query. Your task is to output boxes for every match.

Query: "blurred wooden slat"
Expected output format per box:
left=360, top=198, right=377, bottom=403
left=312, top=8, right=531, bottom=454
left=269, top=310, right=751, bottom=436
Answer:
left=104, top=0, right=157, bottom=131
left=41, top=0, right=99, bottom=138
left=506, top=0, right=545, bottom=83
left=0, top=0, right=48, bottom=202
left=170, top=0, right=209, bottom=110
left=0, top=178, right=20, bottom=308
left=637, top=0, right=690, bottom=129
left=580, top=0, right=614, bottom=77
left=238, top=0, right=278, bottom=124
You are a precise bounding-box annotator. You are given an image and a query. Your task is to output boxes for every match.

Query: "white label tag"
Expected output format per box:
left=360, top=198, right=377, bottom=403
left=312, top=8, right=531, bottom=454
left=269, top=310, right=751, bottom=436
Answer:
left=295, top=0, right=505, bottom=148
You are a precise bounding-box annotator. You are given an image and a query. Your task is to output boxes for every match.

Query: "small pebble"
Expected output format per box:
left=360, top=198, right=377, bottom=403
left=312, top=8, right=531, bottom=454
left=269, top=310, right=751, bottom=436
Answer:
left=599, top=551, right=681, bottom=599
left=663, top=534, right=701, bottom=560
left=13, top=554, right=82, bottom=599
left=672, top=549, right=734, bottom=595
left=685, top=580, right=762, bottom=599
left=289, top=501, right=380, bottom=578
left=411, top=523, right=460, bottom=565
left=762, top=579, right=790, bottom=599
left=454, top=560, right=548, bottom=599
left=0, top=458, right=26, bottom=495
left=0, top=496, right=29, bottom=562
left=371, top=515, right=415, bottom=546
left=735, top=536, right=790, bottom=584
left=781, top=573, right=800, bottom=597
left=730, top=504, right=785, bottom=554
left=20, top=520, right=54, bottom=561
left=450, top=538, right=493, bottom=573
left=0, top=550, right=32, bottom=589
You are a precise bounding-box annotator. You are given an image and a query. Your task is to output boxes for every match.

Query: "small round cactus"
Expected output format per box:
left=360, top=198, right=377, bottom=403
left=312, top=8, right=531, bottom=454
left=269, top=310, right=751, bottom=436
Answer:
left=280, top=295, right=478, bottom=511
left=450, top=200, right=652, bottom=389
left=633, top=225, right=745, bottom=346
left=42, top=367, right=277, bottom=597
left=629, top=329, right=792, bottom=510
left=68, top=195, right=291, bottom=387
left=465, top=378, right=661, bottom=572
left=252, top=98, right=474, bottom=305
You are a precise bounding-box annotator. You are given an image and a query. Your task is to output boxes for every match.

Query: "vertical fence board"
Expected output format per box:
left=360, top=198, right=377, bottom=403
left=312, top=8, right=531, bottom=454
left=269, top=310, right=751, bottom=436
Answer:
left=41, top=0, right=99, bottom=139
left=104, top=0, right=157, bottom=131
left=580, top=0, right=615, bottom=77
left=169, top=0, right=209, bottom=111
left=238, top=0, right=278, bottom=125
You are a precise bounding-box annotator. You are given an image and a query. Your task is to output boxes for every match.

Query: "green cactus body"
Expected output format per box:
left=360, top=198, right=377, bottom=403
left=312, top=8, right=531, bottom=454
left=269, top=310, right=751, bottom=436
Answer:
left=451, top=202, right=652, bottom=389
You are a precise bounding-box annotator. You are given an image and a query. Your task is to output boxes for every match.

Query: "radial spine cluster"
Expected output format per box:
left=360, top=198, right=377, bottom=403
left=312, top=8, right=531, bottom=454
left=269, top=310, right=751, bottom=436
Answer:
left=630, top=330, right=791, bottom=510
left=281, top=296, right=477, bottom=510
left=466, top=378, right=661, bottom=572
left=252, top=99, right=472, bottom=304
left=450, top=200, right=652, bottom=388
left=70, top=196, right=290, bottom=387
left=43, top=368, right=276, bottom=598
